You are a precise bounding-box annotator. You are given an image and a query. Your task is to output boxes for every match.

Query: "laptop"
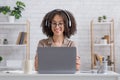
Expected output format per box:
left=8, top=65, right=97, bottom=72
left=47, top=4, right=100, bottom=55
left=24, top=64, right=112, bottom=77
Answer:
left=37, top=47, right=76, bottom=74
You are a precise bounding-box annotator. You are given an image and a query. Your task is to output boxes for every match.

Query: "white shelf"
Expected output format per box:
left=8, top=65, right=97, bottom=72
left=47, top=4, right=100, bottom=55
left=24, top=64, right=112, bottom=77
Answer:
left=0, top=44, right=26, bottom=47
left=0, top=20, right=30, bottom=72
left=90, top=19, right=115, bottom=71
left=94, top=44, right=113, bottom=46
left=0, top=22, right=26, bottom=25
left=93, top=22, right=112, bottom=25
left=0, top=66, right=21, bottom=70
left=94, top=65, right=114, bottom=69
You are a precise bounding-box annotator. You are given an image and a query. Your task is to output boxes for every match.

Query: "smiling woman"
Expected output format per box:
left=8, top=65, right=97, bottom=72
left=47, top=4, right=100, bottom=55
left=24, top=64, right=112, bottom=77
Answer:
left=34, top=9, right=80, bottom=71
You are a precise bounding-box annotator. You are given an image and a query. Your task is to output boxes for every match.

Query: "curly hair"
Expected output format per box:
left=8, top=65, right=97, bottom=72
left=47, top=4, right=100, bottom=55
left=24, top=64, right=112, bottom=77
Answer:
left=41, top=9, right=77, bottom=38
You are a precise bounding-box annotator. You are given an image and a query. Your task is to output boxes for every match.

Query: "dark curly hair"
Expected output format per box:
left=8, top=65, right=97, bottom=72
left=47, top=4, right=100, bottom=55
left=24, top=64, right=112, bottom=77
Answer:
left=41, top=9, right=77, bottom=38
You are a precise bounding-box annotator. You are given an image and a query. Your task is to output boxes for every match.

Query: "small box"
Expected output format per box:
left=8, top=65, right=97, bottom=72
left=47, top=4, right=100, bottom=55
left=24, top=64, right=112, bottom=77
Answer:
left=6, top=60, right=22, bottom=68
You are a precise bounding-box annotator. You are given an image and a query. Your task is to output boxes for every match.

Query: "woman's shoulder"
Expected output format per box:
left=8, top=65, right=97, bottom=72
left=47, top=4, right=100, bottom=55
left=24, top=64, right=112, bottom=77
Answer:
left=37, top=38, right=49, bottom=47
left=65, top=38, right=77, bottom=47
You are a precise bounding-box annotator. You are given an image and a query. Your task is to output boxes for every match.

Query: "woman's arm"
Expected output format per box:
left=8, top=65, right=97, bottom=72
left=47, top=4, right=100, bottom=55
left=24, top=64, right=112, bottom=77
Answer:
left=34, top=54, right=38, bottom=71
left=34, top=40, right=44, bottom=71
left=76, top=56, right=80, bottom=71
left=70, top=41, right=80, bottom=71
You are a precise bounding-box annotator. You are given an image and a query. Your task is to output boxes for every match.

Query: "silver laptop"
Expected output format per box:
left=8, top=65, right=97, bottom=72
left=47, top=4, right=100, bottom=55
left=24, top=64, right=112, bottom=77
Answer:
left=37, top=47, right=76, bottom=74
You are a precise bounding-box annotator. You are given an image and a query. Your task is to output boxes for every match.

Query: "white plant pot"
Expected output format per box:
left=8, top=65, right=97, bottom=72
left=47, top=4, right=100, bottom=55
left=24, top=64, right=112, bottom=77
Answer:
left=23, top=60, right=33, bottom=74
left=8, top=16, right=15, bottom=23
left=100, top=39, right=107, bottom=44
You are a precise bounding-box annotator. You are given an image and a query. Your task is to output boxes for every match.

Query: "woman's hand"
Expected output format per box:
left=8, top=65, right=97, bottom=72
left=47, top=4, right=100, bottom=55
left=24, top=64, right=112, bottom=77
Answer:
left=76, top=56, right=80, bottom=71
left=34, top=54, right=38, bottom=71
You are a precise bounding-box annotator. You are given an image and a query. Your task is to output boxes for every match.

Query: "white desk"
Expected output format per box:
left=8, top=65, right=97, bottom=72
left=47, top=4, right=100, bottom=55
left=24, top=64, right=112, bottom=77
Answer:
left=0, top=71, right=119, bottom=80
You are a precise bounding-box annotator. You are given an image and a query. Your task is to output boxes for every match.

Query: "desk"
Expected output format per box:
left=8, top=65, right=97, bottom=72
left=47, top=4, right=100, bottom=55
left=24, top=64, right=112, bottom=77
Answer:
left=0, top=71, right=119, bottom=80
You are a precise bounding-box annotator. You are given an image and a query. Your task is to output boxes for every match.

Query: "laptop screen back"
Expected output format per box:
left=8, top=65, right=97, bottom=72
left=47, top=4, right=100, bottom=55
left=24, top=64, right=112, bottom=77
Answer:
left=37, top=47, right=76, bottom=74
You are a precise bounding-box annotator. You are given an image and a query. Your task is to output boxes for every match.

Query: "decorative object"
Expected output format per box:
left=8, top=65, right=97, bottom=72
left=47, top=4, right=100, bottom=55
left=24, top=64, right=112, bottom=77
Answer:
left=97, top=56, right=108, bottom=74
left=0, top=6, right=10, bottom=15
left=7, top=60, right=22, bottom=68
left=0, top=38, right=2, bottom=44
left=100, top=37, right=107, bottom=44
left=103, top=15, right=107, bottom=22
left=106, top=55, right=114, bottom=66
left=3, top=38, right=8, bottom=44
left=8, top=16, right=15, bottom=23
left=98, top=15, right=107, bottom=22
left=94, top=37, right=100, bottom=44
left=98, top=16, right=102, bottom=22
left=0, top=38, right=4, bottom=44
left=0, top=1, right=26, bottom=23
left=9, top=1, right=26, bottom=19
left=104, top=35, right=109, bottom=44
left=23, top=60, right=33, bottom=74
left=0, top=56, right=3, bottom=62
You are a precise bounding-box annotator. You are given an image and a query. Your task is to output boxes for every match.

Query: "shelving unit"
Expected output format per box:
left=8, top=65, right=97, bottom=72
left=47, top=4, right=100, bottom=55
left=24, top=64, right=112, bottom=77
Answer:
left=0, top=21, right=30, bottom=70
left=0, top=44, right=26, bottom=47
left=90, top=19, right=115, bottom=71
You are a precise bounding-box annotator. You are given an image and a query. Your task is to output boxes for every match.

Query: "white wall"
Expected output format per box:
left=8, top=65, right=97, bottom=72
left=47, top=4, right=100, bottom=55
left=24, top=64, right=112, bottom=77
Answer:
left=0, top=0, right=120, bottom=73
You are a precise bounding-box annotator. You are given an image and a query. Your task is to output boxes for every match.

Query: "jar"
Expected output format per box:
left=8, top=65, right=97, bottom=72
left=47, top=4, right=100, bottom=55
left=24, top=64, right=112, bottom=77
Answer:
left=3, top=39, right=8, bottom=44
left=100, top=39, right=107, bottom=44
left=104, top=35, right=109, bottom=44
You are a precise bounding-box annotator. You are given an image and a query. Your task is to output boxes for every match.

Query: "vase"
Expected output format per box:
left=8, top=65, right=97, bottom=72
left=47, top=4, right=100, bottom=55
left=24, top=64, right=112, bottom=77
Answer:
left=8, top=16, right=15, bottom=23
left=23, top=60, right=33, bottom=74
left=100, top=39, right=107, bottom=44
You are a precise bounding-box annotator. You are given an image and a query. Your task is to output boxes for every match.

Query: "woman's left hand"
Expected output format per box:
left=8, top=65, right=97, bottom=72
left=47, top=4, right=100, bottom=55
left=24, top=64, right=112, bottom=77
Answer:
left=76, top=56, right=80, bottom=71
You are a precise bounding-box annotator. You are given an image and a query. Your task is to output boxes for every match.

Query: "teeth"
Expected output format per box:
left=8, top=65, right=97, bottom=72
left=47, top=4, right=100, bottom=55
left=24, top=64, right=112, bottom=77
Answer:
left=55, top=31, right=59, bottom=33
left=55, top=29, right=60, bottom=32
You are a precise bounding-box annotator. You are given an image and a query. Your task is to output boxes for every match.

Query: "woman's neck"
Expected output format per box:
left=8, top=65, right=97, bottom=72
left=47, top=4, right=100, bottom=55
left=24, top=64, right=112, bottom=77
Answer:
left=52, top=35, right=64, bottom=47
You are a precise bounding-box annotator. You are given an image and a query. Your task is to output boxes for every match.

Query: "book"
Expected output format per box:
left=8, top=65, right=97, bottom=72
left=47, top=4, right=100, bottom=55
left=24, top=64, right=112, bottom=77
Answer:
left=16, top=32, right=22, bottom=44
left=16, top=32, right=27, bottom=44
left=23, top=32, right=27, bottom=44
left=19, top=32, right=24, bottom=44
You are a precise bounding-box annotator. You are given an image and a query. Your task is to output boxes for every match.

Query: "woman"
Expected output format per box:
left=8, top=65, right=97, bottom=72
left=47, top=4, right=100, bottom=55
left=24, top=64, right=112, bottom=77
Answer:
left=34, top=9, right=80, bottom=71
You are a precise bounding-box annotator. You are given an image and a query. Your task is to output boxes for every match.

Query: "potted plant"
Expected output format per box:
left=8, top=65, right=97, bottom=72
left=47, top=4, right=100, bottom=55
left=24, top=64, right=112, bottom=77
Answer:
left=8, top=1, right=26, bottom=23
left=98, top=16, right=102, bottom=22
left=10, top=1, right=26, bottom=19
left=0, top=1, right=26, bottom=23
left=0, top=6, right=10, bottom=15
left=102, top=15, right=107, bottom=22
left=0, top=56, right=3, bottom=62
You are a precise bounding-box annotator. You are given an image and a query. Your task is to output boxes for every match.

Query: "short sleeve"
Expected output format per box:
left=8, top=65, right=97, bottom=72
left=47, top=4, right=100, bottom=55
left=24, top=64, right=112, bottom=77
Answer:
left=70, top=41, right=77, bottom=47
left=71, top=41, right=80, bottom=56
left=37, top=40, right=44, bottom=47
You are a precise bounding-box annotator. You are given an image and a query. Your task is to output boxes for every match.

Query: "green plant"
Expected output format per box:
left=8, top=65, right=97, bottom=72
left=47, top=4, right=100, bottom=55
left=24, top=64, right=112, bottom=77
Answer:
left=98, top=15, right=107, bottom=22
left=0, top=1, right=25, bottom=19
left=103, top=15, right=107, bottom=20
left=0, top=56, right=3, bottom=62
left=98, top=16, right=102, bottom=22
left=10, top=1, right=26, bottom=19
left=0, top=6, right=10, bottom=15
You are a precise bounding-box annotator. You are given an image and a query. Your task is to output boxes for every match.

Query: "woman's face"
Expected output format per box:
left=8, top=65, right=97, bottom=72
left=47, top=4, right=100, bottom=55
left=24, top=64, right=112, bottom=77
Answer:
left=51, top=14, right=64, bottom=37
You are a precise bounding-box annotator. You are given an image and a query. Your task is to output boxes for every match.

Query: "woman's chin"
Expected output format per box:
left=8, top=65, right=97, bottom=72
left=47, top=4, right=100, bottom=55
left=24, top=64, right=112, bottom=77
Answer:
left=54, top=33, right=63, bottom=36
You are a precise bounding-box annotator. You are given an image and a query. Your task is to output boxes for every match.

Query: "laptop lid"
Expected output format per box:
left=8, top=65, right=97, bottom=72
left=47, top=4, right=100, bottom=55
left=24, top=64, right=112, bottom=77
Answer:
left=37, top=47, right=76, bottom=74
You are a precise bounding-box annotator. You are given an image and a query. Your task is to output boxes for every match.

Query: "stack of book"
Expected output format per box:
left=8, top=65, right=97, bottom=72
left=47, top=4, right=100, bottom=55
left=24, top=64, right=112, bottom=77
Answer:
left=16, top=32, right=27, bottom=44
left=94, top=53, right=103, bottom=66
